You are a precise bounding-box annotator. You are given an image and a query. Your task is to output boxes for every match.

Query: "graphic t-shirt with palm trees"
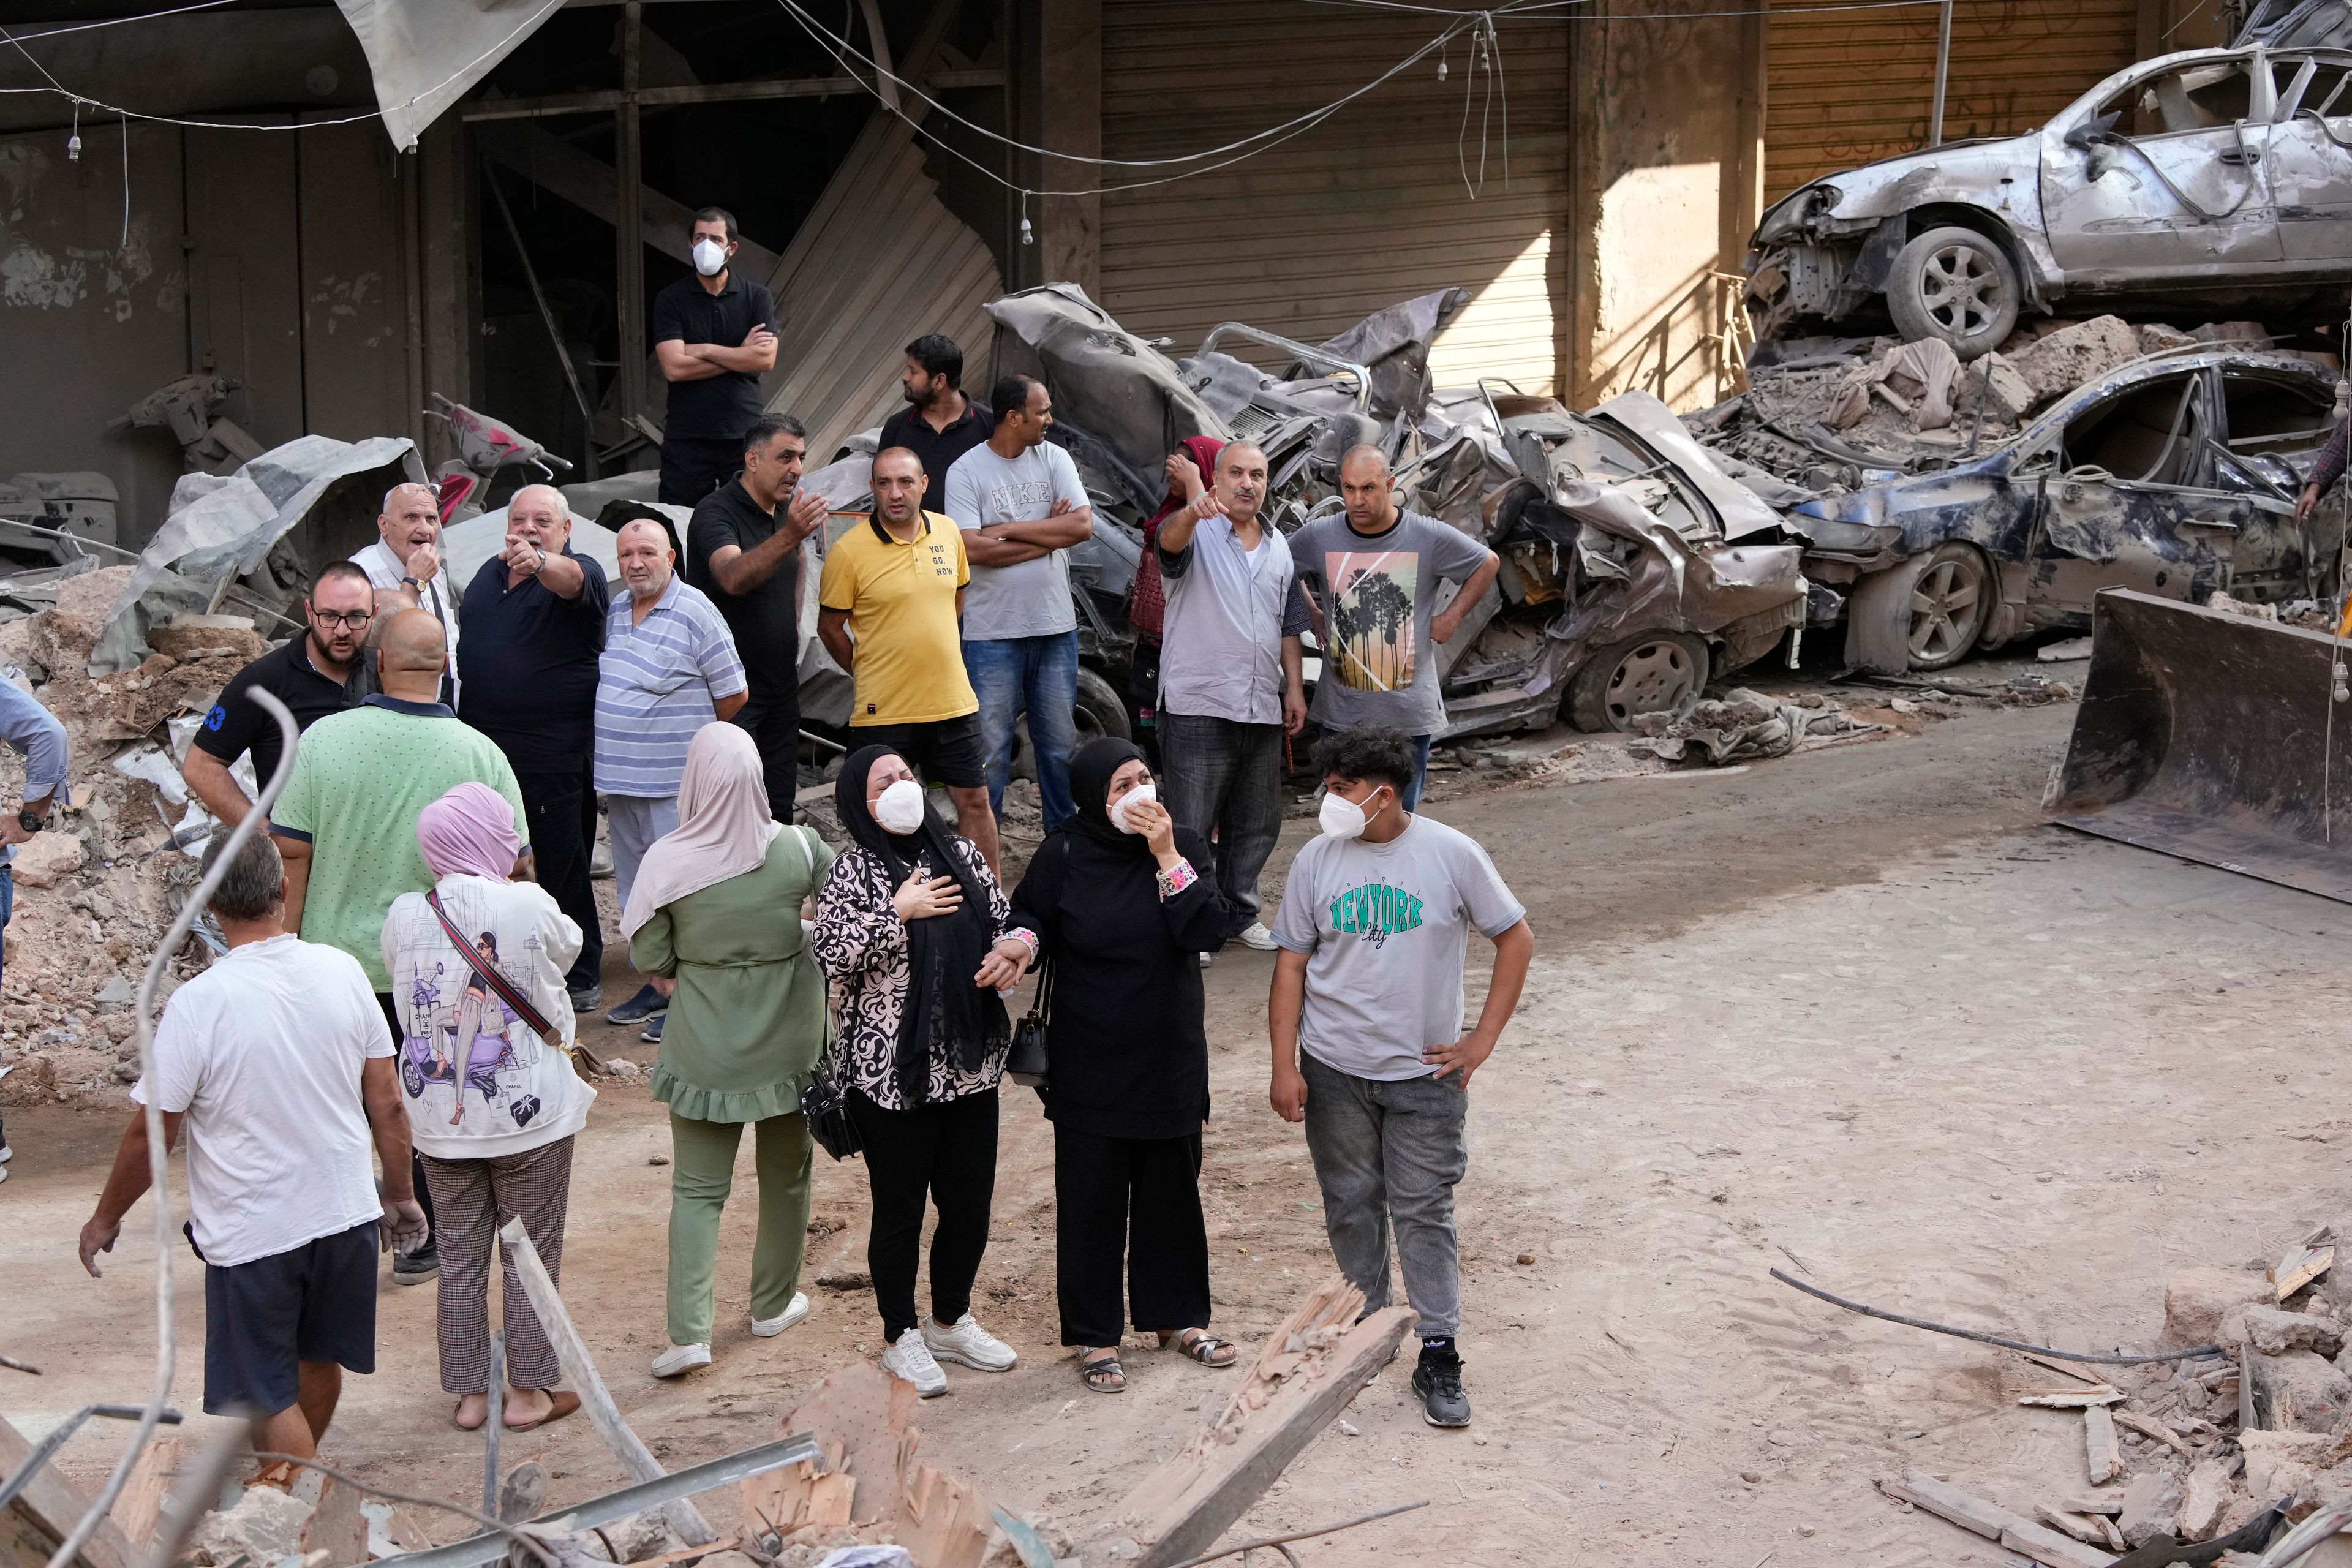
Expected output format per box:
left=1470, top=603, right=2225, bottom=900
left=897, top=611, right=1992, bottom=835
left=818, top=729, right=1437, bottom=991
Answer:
left=1291, top=508, right=1492, bottom=736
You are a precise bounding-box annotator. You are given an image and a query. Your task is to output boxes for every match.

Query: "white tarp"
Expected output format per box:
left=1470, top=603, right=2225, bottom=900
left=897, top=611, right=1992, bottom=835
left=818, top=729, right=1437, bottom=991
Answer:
left=333, top=0, right=568, bottom=151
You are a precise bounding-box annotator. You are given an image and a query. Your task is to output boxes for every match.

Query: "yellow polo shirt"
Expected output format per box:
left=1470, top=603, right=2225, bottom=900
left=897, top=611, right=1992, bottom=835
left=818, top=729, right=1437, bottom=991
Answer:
left=817, top=511, right=978, bottom=725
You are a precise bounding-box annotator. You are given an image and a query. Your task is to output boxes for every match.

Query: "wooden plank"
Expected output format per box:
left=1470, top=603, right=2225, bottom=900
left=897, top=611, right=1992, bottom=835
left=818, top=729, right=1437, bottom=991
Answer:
left=2019, top=1390, right=2124, bottom=1409
left=2018, top=1351, right=2115, bottom=1385
left=2084, top=1405, right=2125, bottom=1485
left=2278, top=1244, right=2335, bottom=1302
left=2035, top=1505, right=2112, bottom=1544
left=1878, top=1471, right=2017, bottom=1541
left=2113, top=1410, right=2194, bottom=1458
left=2050, top=1493, right=2122, bottom=1517
left=297, top=1474, right=366, bottom=1567
left=498, top=1218, right=718, bottom=1547
left=0, top=1415, right=141, bottom=1568
left=747, top=1363, right=914, bottom=1529
left=1111, top=1278, right=1415, bottom=1568
left=2000, top=1520, right=2119, bottom=1568
left=894, top=1464, right=993, bottom=1568
left=108, top=1434, right=184, bottom=1551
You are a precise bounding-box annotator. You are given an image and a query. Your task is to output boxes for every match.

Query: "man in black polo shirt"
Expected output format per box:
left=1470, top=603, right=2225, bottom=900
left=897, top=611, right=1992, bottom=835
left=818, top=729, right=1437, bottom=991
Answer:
left=685, top=412, right=827, bottom=820
left=456, top=484, right=612, bottom=1009
left=876, top=333, right=991, bottom=516
left=183, top=562, right=375, bottom=824
left=654, top=206, right=778, bottom=514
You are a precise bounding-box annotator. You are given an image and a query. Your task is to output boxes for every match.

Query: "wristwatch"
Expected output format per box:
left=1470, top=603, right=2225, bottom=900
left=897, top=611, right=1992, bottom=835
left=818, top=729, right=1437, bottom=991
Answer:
left=17, top=807, right=45, bottom=834
left=401, top=575, right=425, bottom=592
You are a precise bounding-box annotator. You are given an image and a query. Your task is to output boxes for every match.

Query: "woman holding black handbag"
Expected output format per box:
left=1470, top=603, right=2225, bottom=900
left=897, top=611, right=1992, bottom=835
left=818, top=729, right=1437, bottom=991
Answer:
left=811, top=745, right=1018, bottom=1398
left=983, top=737, right=1238, bottom=1395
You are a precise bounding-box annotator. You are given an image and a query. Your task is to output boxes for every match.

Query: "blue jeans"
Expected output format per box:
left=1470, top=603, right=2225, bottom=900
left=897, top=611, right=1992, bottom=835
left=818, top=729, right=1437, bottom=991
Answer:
left=1, top=863, right=13, bottom=991
left=1403, top=734, right=1434, bottom=812
left=963, top=631, right=1079, bottom=831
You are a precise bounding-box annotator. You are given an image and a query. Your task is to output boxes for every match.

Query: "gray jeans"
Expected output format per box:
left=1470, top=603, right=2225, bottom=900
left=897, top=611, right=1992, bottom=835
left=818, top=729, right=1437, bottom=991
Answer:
left=1157, top=711, right=1284, bottom=930
left=1298, top=1050, right=1468, bottom=1338
left=605, top=793, right=679, bottom=910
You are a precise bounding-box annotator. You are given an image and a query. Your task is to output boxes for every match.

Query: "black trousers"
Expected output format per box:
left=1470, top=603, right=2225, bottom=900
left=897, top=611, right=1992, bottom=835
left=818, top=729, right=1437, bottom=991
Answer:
left=513, top=767, right=601, bottom=992
left=375, top=992, right=435, bottom=1247
left=731, top=688, right=801, bottom=823
left=1054, top=1126, right=1210, bottom=1348
left=847, top=1087, right=998, bottom=1341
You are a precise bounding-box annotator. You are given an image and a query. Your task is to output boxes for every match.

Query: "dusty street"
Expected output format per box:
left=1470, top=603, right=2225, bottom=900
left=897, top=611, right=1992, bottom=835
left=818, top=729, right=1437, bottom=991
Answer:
left=7, top=693, right=2346, bottom=1567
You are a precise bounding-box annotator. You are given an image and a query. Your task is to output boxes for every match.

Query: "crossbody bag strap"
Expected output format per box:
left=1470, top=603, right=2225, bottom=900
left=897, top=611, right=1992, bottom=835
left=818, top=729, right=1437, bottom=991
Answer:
left=426, top=890, right=563, bottom=1048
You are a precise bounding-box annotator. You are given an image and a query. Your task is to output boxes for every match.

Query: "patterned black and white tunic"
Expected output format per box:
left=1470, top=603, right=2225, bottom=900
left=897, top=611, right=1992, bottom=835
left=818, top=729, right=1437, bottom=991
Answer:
left=809, top=837, right=1012, bottom=1110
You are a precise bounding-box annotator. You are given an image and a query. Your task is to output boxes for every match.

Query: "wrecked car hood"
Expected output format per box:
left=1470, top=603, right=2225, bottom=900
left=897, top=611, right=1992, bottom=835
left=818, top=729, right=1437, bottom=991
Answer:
left=1754, top=134, right=2045, bottom=243
left=1589, top=392, right=1787, bottom=541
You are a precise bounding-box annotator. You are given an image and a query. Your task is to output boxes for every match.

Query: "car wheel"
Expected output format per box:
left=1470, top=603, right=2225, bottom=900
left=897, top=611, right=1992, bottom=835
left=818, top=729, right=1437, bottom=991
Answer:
left=1566, top=631, right=1709, bottom=734
left=1885, top=225, right=2020, bottom=360
left=1846, top=542, right=1992, bottom=674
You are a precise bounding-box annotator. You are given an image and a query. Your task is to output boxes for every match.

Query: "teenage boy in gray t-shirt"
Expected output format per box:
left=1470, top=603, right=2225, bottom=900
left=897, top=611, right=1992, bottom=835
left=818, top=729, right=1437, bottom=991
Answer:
left=1268, top=725, right=1533, bottom=1429
left=1289, top=445, right=1499, bottom=809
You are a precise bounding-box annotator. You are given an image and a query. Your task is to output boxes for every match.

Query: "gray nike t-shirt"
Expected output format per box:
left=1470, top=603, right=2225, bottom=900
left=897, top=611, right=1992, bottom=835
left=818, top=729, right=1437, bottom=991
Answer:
left=1270, top=812, right=1526, bottom=1081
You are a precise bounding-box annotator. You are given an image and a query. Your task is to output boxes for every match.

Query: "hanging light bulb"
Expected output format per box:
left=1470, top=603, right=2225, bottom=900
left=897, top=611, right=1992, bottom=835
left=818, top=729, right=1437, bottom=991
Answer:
left=1019, top=192, right=1034, bottom=246
left=1437, top=45, right=1449, bottom=81
left=66, top=100, right=81, bottom=162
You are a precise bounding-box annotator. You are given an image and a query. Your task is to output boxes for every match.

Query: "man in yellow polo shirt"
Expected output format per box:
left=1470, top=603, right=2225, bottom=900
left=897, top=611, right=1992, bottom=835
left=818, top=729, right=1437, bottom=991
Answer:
left=818, top=445, right=998, bottom=875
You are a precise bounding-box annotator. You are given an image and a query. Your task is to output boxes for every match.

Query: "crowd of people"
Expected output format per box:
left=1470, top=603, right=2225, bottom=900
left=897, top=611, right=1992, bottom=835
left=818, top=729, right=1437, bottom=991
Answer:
left=53, top=205, right=1535, bottom=1466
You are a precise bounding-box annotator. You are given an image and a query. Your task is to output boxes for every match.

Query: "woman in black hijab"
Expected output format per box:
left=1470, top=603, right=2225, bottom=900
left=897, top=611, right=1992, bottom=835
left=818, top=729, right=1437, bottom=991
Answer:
left=976, top=736, right=1238, bottom=1392
left=811, top=745, right=1017, bottom=1398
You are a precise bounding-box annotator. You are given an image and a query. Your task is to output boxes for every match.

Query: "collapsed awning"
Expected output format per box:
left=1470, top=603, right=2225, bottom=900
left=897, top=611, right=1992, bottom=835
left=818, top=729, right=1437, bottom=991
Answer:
left=333, top=0, right=568, bottom=151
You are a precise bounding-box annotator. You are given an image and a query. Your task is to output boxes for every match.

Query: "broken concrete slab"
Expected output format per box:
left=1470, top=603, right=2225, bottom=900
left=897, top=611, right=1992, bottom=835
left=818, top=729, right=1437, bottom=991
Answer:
left=2252, top=1349, right=2352, bottom=1431
left=2136, top=323, right=2197, bottom=356
left=10, top=831, right=84, bottom=889
left=2165, top=1267, right=2273, bottom=1344
left=144, top=616, right=264, bottom=665
left=2176, top=1458, right=2236, bottom=1542
left=184, top=1484, right=312, bottom=1567
left=2119, top=1464, right=2185, bottom=1548
left=2085, top=1404, right=2125, bottom=1484
left=2006, top=316, right=2140, bottom=402
left=2245, top=1304, right=2345, bottom=1357
left=1977, top=351, right=2034, bottom=421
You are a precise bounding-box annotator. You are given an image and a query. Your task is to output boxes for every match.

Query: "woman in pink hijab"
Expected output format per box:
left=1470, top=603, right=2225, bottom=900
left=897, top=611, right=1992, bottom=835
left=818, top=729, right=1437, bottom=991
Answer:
left=627, top=723, right=837, bottom=1378
left=383, top=782, right=592, bottom=1433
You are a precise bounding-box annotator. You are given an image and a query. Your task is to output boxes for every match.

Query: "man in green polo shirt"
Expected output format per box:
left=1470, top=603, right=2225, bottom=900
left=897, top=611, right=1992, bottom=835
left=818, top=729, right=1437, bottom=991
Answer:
left=270, top=609, right=529, bottom=1284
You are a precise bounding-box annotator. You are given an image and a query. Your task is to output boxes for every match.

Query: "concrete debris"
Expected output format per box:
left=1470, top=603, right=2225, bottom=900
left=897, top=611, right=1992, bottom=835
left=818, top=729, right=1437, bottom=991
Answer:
left=2137, top=323, right=2198, bottom=356
left=1977, top=351, right=2034, bottom=423
left=2252, top=1349, right=2352, bottom=1432
left=2206, top=592, right=2282, bottom=624
left=1625, top=688, right=1810, bottom=766
left=10, top=830, right=85, bottom=889
left=2243, top=1304, right=2345, bottom=1358
left=2005, top=316, right=2140, bottom=404
left=2165, top=1269, right=2274, bottom=1344
left=2037, top=638, right=2093, bottom=662
left=2117, top=1462, right=2186, bottom=1548
left=185, top=1483, right=315, bottom=1567
left=2175, top=1456, right=2235, bottom=1542
left=1825, top=337, right=1962, bottom=431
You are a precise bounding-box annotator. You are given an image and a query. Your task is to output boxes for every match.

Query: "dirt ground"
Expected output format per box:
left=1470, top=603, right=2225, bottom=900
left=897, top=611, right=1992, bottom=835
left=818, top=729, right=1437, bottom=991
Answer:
left=7, top=679, right=2348, bottom=1567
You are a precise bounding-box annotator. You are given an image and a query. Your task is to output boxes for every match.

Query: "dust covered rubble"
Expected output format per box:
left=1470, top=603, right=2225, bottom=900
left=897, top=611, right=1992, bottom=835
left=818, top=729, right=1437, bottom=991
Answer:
left=1875, top=1227, right=2352, bottom=1562
left=0, top=562, right=274, bottom=1110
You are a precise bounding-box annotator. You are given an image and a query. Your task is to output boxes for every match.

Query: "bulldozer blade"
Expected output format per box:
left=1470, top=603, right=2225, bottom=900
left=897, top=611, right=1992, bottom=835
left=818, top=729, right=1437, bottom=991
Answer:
left=2047, top=588, right=2352, bottom=903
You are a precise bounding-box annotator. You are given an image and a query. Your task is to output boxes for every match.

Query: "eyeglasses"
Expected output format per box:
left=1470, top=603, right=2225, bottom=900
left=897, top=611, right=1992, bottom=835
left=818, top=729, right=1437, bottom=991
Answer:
left=310, top=610, right=374, bottom=629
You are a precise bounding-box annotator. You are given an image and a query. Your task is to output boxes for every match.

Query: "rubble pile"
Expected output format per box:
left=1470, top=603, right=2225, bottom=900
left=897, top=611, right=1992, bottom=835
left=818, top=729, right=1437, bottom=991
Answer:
left=1865, top=1229, right=2352, bottom=1564
left=1623, top=686, right=1885, bottom=767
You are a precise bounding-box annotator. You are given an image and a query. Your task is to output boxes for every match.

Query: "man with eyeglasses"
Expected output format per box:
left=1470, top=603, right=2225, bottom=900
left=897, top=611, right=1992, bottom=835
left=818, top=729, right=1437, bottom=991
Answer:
left=184, top=562, right=377, bottom=825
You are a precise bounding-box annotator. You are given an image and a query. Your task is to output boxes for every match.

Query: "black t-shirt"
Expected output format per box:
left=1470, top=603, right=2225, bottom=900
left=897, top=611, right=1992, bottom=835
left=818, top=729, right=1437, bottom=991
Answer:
left=455, top=548, right=611, bottom=773
left=684, top=479, right=800, bottom=703
left=650, top=273, right=777, bottom=442
left=877, top=399, right=993, bottom=514
left=192, top=636, right=359, bottom=788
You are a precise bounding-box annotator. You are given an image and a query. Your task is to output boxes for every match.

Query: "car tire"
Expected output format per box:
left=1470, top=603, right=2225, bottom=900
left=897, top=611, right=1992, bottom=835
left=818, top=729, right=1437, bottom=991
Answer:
left=1885, top=225, right=2020, bottom=360
left=1566, top=631, right=1709, bottom=734
left=1846, top=542, right=1992, bottom=674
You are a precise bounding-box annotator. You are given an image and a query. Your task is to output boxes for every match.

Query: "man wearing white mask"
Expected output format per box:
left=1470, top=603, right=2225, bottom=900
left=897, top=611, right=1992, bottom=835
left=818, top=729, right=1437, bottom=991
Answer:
left=652, top=207, right=779, bottom=512
left=1265, top=725, right=1532, bottom=1431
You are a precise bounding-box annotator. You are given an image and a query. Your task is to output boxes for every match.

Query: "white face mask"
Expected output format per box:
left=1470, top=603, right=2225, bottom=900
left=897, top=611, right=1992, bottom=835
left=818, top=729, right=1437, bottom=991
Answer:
left=872, top=778, right=926, bottom=835
left=691, top=238, right=729, bottom=277
left=1317, top=785, right=1388, bottom=841
left=1109, top=782, right=1158, bottom=833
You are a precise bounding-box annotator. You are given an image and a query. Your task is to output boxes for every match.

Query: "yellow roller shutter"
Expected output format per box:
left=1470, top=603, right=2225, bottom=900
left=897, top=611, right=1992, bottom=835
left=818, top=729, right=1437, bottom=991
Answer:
left=1099, top=2, right=1570, bottom=394
left=1766, top=0, right=2143, bottom=203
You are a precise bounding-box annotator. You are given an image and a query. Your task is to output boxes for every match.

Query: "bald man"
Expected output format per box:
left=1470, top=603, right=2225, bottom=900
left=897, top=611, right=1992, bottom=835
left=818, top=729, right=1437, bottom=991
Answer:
left=1288, top=446, right=1500, bottom=809
left=270, top=608, right=532, bottom=1284
left=594, top=519, right=747, bottom=1037
left=457, top=484, right=611, bottom=1009
left=353, top=482, right=462, bottom=706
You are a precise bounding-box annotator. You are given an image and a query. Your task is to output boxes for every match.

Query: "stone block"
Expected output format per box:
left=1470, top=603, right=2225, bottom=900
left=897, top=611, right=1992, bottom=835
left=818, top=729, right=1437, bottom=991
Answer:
left=2119, top=1464, right=2185, bottom=1548
left=2166, top=1267, right=2274, bottom=1345
left=184, top=1483, right=312, bottom=1567
left=2176, top=1457, right=2237, bottom=1542
left=2247, top=1304, right=2345, bottom=1357
left=11, top=829, right=84, bottom=888
left=2253, top=1349, right=2352, bottom=1432
left=2007, top=315, right=2140, bottom=400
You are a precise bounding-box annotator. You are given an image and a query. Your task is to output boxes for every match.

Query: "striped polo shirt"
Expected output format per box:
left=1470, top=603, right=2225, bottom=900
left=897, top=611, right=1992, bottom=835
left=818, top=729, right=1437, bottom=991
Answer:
left=594, top=576, right=747, bottom=799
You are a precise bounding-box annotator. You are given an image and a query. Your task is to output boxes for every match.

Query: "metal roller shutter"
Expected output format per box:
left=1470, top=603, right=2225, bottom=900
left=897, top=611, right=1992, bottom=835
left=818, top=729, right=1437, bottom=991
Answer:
left=1099, top=2, right=1570, bottom=394
left=1766, top=0, right=2143, bottom=203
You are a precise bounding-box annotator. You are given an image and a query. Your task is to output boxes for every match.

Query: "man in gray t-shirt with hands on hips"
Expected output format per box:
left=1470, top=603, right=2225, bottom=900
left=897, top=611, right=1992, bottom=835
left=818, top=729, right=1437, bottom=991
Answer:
left=1269, top=725, right=1532, bottom=1431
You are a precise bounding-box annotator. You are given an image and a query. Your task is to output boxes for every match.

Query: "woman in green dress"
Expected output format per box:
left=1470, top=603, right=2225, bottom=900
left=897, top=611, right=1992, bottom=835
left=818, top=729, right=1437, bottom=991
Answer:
left=622, top=722, right=834, bottom=1378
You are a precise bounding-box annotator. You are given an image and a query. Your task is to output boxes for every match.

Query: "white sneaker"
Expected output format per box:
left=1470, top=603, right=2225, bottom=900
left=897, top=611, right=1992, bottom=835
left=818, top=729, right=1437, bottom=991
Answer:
left=0, top=1141, right=13, bottom=1163
left=1237, top=922, right=1279, bottom=952
left=750, top=1292, right=810, bottom=1337
left=922, top=1313, right=1018, bottom=1372
left=650, top=1342, right=711, bottom=1378
left=881, top=1327, right=948, bottom=1397
left=1198, top=952, right=1212, bottom=968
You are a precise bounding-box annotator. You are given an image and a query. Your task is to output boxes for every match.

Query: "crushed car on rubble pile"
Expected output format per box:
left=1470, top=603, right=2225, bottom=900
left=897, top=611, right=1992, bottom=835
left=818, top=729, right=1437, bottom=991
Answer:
left=948, top=283, right=1809, bottom=737
left=1744, top=37, right=2352, bottom=359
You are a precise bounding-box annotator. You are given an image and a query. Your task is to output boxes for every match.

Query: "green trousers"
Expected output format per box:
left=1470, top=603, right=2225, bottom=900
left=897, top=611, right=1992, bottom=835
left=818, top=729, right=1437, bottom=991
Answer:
left=666, top=1112, right=812, bottom=1346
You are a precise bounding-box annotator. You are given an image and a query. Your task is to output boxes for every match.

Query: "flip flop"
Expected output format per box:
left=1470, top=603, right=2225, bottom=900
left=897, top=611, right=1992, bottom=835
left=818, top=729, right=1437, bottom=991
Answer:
left=1080, top=1354, right=1125, bottom=1394
left=453, top=1399, right=488, bottom=1432
left=503, top=1390, right=581, bottom=1432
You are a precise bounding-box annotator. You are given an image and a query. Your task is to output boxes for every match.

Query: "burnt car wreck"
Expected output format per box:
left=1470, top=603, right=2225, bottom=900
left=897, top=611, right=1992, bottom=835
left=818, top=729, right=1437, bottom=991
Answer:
left=1745, top=41, right=2352, bottom=359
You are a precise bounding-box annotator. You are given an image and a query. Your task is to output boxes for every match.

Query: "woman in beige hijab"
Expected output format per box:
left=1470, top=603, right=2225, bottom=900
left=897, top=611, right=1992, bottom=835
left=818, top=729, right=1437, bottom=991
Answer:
left=625, top=723, right=834, bottom=1377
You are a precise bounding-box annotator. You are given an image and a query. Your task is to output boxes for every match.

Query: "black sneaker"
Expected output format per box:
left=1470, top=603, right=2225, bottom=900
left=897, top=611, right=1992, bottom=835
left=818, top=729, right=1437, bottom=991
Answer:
left=568, top=981, right=604, bottom=1012
left=1412, top=1344, right=1471, bottom=1428
left=606, top=984, right=666, bottom=1026
left=392, top=1246, right=439, bottom=1286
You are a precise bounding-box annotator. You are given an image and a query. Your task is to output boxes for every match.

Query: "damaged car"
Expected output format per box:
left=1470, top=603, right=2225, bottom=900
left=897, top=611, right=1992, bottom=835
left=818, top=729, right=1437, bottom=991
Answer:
left=1785, top=345, right=2346, bottom=671
left=1746, top=42, right=2352, bottom=358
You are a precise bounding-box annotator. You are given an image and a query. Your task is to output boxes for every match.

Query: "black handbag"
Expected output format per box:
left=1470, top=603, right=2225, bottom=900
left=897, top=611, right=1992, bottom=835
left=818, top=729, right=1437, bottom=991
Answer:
left=1005, top=949, right=1052, bottom=1090
left=802, top=1050, right=862, bottom=1161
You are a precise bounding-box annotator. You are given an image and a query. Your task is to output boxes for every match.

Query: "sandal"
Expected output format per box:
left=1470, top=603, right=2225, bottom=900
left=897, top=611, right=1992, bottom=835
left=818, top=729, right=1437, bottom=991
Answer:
left=1163, top=1331, right=1238, bottom=1368
left=503, top=1389, right=580, bottom=1432
left=1080, top=1352, right=1126, bottom=1394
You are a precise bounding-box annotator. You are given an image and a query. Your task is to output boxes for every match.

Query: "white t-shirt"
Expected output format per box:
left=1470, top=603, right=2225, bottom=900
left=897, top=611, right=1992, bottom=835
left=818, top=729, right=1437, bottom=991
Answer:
left=352, top=537, right=462, bottom=704
left=132, top=935, right=393, bottom=1267
left=383, top=874, right=595, bottom=1161
left=1270, top=813, right=1526, bottom=1082
left=942, top=440, right=1089, bottom=641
